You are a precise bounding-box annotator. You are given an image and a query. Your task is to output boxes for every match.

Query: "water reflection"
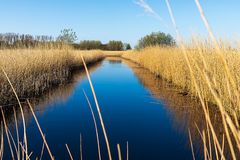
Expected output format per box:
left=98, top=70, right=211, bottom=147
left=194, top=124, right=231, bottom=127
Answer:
left=0, top=57, right=235, bottom=159
left=0, top=61, right=102, bottom=134
left=122, top=58, right=235, bottom=159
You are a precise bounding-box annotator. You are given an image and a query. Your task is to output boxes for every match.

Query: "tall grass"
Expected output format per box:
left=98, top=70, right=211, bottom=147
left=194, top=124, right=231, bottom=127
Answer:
left=0, top=55, right=126, bottom=160
left=123, top=45, right=240, bottom=114
left=123, top=39, right=240, bottom=160
left=123, top=0, right=240, bottom=159
left=0, top=49, right=105, bottom=105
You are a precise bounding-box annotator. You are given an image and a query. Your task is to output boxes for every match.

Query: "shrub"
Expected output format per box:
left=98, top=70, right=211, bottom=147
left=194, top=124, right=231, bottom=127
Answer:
left=57, top=29, right=77, bottom=44
left=124, top=43, right=132, bottom=50
left=136, top=32, right=175, bottom=49
left=107, top=41, right=124, bottom=51
left=79, top=40, right=102, bottom=50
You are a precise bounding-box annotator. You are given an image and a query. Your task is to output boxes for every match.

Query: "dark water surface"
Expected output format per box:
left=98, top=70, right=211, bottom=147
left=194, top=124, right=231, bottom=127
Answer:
left=2, top=58, right=211, bottom=160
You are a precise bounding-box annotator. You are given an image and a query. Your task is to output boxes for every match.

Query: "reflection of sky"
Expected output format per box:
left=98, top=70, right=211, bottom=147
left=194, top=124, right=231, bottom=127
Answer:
left=1, top=0, right=239, bottom=46
left=5, top=59, right=195, bottom=159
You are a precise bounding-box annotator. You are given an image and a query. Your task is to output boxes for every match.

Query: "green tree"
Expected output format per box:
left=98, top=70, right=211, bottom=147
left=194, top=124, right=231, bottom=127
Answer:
left=124, top=43, right=132, bottom=50
left=79, top=40, right=102, bottom=50
left=57, top=29, right=77, bottom=44
left=107, top=41, right=124, bottom=51
left=136, top=32, right=175, bottom=49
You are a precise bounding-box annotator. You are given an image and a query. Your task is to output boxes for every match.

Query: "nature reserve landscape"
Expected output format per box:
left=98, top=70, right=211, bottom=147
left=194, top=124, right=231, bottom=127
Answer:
left=0, top=0, right=240, bottom=160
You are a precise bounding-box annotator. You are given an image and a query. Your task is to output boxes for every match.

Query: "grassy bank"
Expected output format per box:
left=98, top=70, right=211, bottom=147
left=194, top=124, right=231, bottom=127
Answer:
left=123, top=45, right=240, bottom=159
left=123, top=45, right=240, bottom=114
left=0, top=49, right=105, bottom=105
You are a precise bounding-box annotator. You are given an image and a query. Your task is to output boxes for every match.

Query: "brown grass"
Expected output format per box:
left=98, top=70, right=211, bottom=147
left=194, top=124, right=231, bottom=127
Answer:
left=122, top=45, right=240, bottom=114
left=122, top=41, right=240, bottom=160
left=0, top=49, right=105, bottom=105
left=123, top=1, right=240, bottom=159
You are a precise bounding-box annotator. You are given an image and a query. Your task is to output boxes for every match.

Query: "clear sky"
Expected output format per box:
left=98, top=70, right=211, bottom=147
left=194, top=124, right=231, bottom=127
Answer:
left=0, top=0, right=239, bottom=46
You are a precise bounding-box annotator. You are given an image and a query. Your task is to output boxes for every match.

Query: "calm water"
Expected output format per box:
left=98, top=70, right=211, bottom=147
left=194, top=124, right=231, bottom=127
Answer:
left=2, top=58, right=209, bottom=159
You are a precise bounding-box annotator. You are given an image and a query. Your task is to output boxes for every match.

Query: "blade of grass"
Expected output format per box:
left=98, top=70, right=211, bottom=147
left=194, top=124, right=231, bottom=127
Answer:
left=1, top=68, right=28, bottom=159
left=188, top=129, right=195, bottom=160
left=26, top=100, right=54, bottom=160
left=126, top=141, right=129, bottom=160
left=1, top=108, right=15, bottom=160
left=65, top=144, right=73, bottom=160
left=80, top=134, right=83, bottom=160
left=83, top=90, right=102, bottom=160
left=0, top=122, right=4, bottom=160
left=39, top=136, right=45, bottom=160
left=81, top=55, right=112, bottom=160
left=117, top=144, right=122, bottom=160
left=13, top=108, right=20, bottom=160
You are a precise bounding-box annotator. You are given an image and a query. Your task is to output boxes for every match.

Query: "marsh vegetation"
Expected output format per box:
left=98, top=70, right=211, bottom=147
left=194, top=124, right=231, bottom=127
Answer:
left=0, top=0, right=240, bottom=160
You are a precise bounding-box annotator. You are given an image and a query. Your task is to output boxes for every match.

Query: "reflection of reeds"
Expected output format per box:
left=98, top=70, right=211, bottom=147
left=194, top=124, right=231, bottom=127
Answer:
left=0, top=50, right=104, bottom=106
left=122, top=58, right=222, bottom=153
left=27, top=100, right=54, bottom=160
left=1, top=68, right=28, bottom=159
left=0, top=53, right=112, bottom=159
left=0, top=60, right=102, bottom=138
left=123, top=1, right=240, bottom=159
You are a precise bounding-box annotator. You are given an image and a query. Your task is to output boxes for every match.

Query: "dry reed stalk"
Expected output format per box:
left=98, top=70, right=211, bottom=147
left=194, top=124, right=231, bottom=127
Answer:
left=221, top=135, right=225, bottom=160
left=39, top=139, right=45, bottom=160
left=26, top=100, right=54, bottom=160
left=164, top=1, right=240, bottom=159
left=164, top=2, right=222, bottom=158
left=80, top=134, right=83, bottom=160
left=126, top=141, right=129, bottom=160
left=188, top=129, right=195, bottom=160
left=1, top=108, right=15, bottom=160
left=1, top=68, right=28, bottom=159
left=117, top=144, right=122, bottom=160
left=195, top=0, right=236, bottom=156
left=197, top=0, right=239, bottom=100
left=28, top=152, right=33, bottom=159
left=81, top=55, right=112, bottom=160
left=65, top=144, right=73, bottom=160
left=83, top=90, right=102, bottom=160
left=13, top=108, right=20, bottom=160
left=0, top=124, right=4, bottom=160
left=19, top=142, right=31, bottom=160
left=7, top=129, right=18, bottom=157
left=194, top=1, right=240, bottom=159
left=202, top=131, right=208, bottom=160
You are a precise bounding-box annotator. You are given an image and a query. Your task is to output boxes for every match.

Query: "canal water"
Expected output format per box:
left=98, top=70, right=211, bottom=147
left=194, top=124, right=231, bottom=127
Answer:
left=1, top=57, right=213, bottom=159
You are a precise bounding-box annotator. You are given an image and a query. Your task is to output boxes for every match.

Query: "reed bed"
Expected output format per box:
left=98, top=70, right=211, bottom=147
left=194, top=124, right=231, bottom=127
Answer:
left=123, top=42, right=240, bottom=160
left=0, top=49, right=105, bottom=105
left=0, top=56, right=126, bottom=160
left=123, top=45, right=240, bottom=115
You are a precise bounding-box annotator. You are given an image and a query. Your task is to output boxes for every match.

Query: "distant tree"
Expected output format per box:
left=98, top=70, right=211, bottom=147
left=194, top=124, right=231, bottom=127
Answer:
left=107, top=41, right=124, bottom=51
left=124, top=43, right=132, bottom=50
left=136, top=32, right=175, bottom=49
left=0, top=33, right=58, bottom=49
left=79, top=40, right=102, bottom=50
left=57, top=29, right=77, bottom=44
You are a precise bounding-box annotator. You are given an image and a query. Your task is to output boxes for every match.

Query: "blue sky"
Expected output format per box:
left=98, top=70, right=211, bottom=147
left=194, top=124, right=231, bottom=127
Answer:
left=0, top=0, right=239, bottom=46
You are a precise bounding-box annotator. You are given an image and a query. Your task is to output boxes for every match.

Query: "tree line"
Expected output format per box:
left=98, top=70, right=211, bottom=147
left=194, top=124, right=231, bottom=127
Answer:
left=0, top=33, right=64, bottom=49
left=0, top=29, right=175, bottom=50
left=0, top=29, right=132, bottom=51
left=76, top=40, right=131, bottom=51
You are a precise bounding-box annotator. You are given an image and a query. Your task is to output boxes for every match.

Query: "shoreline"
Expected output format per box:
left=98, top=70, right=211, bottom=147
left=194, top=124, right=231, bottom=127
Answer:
left=0, top=49, right=105, bottom=106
